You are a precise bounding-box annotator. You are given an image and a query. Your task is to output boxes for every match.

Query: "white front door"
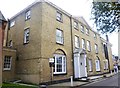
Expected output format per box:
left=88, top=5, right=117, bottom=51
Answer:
left=74, top=53, right=87, bottom=78
left=80, top=54, right=87, bottom=77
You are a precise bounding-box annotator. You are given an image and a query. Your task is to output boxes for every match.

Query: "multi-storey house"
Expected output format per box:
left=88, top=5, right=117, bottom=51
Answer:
left=2, top=0, right=113, bottom=84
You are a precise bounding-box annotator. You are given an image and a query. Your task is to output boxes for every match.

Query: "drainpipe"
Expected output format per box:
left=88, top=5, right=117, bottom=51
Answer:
left=0, top=20, right=3, bottom=88
left=3, top=19, right=9, bottom=47
left=70, top=16, right=74, bottom=79
left=106, top=34, right=110, bottom=73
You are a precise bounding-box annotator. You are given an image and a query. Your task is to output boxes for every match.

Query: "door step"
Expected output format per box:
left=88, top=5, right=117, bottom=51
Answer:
left=75, top=77, right=89, bottom=82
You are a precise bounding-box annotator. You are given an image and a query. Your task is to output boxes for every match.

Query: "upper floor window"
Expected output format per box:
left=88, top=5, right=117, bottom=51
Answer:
left=25, top=10, right=31, bottom=20
left=75, top=35, right=80, bottom=48
left=54, top=54, right=66, bottom=74
left=56, top=29, right=64, bottom=44
left=74, top=21, right=78, bottom=29
left=81, top=25, right=84, bottom=33
left=95, top=44, right=98, bottom=53
left=4, top=56, right=12, bottom=70
left=87, top=40, right=91, bottom=51
left=82, top=38, right=85, bottom=49
left=24, top=28, right=30, bottom=44
left=56, top=11, right=62, bottom=22
left=94, top=33, right=97, bottom=39
left=10, top=21, right=15, bottom=27
left=8, top=40, right=13, bottom=48
left=86, top=28, right=89, bottom=35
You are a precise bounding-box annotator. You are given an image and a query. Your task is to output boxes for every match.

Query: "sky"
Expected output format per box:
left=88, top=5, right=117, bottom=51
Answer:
left=0, top=0, right=118, bottom=55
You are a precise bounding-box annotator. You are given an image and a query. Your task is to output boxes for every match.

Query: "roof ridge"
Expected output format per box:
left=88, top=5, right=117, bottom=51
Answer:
left=0, top=11, right=6, bottom=21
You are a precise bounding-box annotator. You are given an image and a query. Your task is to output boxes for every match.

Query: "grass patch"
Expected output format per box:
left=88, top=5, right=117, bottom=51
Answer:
left=2, top=83, right=38, bottom=88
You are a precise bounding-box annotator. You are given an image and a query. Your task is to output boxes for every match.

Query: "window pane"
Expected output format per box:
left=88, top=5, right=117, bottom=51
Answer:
left=89, top=59, right=92, bottom=71
left=24, top=28, right=30, bottom=44
left=56, top=12, right=62, bottom=21
left=4, top=56, right=12, bottom=70
left=81, top=25, right=84, bottom=33
left=54, top=55, right=66, bottom=74
left=82, top=39, right=85, bottom=49
left=75, top=36, right=79, bottom=48
left=25, top=10, right=31, bottom=20
left=74, top=21, right=78, bottom=29
left=56, top=29, right=63, bottom=44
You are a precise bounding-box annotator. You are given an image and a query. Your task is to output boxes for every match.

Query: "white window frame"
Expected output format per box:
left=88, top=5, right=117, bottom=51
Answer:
left=25, top=10, right=31, bottom=20
left=86, top=28, right=89, bottom=35
left=54, top=54, right=66, bottom=74
left=95, top=44, right=98, bottom=53
left=24, top=28, right=30, bottom=44
left=56, top=29, right=64, bottom=44
left=10, top=21, right=15, bottom=27
left=87, top=40, right=91, bottom=51
left=81, top=25, right=84, bottom=33
left=88, top=59, right=92, bottom=71
left=94, top=33, right=97, bottom=39
left=82, top=38, right=85, bottom=49
left=4, top=56, right=12, bottom=70
left=75, top=36, right=80, bottom=48
left=9, top=40, right=13, bottom=47
left=74, top=21, right=78, bottom=29
left=103, top=60, right=108, bottom=70
left=56, top=11, right=62, bottom=22
left=95, top=59, right=100, bottom=71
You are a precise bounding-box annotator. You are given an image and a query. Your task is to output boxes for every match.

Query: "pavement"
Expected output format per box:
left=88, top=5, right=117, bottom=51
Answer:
left=47, top=72, right=116, bottom=88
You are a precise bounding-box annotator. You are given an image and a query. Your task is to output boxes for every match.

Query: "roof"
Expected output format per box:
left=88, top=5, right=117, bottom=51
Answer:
left=73, top=16, right=100, bottom=35
left=0, top=11, right=6, bottom=21
left=10, top=0, right=71, bottom=20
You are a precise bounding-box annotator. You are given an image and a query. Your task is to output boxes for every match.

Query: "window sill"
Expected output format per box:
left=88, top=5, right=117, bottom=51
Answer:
left=96, top=70, right=101, bottom=72
left=56, top=19, right=63, bottom=23
left=81, top=31, right=84, bottom=34
left=74, top=27, right=79, bottom=30
left=56, top=42, right=64, bottom=46
left=3, top=69, right=11, bottom=71
left=86, top=33, right=89, bottom=36
left=23, top=42, right=29, bottom=45
left=25, top=18, right=31, bottom=21
left=89, top=70, right=93, bottom=72
left=53, top=73, right=67, bottom=76
left=87, top=50, right=91, bottom=52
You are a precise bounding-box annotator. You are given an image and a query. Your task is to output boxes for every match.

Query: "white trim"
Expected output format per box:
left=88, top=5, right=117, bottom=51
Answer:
left=95, top=59, right=100, bottom=71
left=88, top=59, right=92, bottom=72
left=3, top=56, right=12, bottom=71
left=54, top=54, right=66, bottom=74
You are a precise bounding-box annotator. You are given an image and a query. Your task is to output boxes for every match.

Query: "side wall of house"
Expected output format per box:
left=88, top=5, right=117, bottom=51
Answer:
left=8, top=2, right=43, bottom=84
left=2, top=48, right=16, bottom=82
left=40, top=2, right=73, bottom=82
left=71, top=18, right=110, bottom=76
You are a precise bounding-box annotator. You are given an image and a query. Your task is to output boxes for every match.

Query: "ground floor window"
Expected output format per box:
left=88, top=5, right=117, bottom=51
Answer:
left=95, top=59, right=100, bottom=71
left=103, top=60, right=108, bottom=70
left=88, top=59, right=92, bottom=71
left=4, top=56, right=12, bottom=70
left=54, top=54, right=66, bottom=74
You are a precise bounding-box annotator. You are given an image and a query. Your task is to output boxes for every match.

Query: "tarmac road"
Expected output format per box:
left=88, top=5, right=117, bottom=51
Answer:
left=79, top=73, right=120, bottom=88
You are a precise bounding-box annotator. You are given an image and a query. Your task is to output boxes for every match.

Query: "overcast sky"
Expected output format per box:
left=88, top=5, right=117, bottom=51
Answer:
left=0, top=0, right=118, bottom=56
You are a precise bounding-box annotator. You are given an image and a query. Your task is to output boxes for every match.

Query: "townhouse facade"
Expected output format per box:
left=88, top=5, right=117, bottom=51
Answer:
left=2, top=0, right=113, bottom=84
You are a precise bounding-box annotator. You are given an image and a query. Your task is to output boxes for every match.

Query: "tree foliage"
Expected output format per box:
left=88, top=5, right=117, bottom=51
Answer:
left=91, top=2, right=120, bottom=33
